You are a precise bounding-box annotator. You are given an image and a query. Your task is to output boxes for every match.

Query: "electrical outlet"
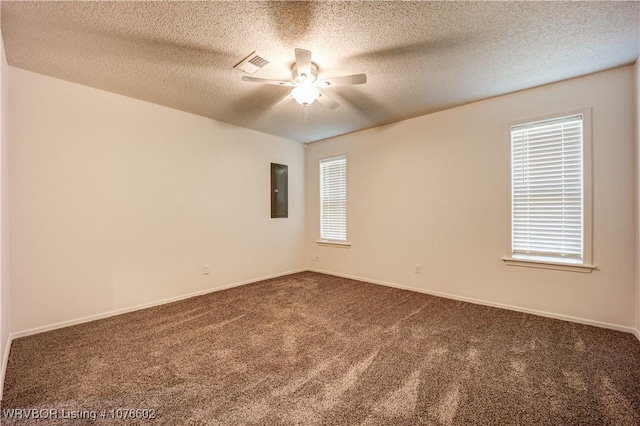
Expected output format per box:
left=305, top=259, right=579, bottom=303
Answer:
left=312, top=254, right=320, bottom=262
left=414, top=264, right=421, bottom=274
left=203, top=265, right=210, bottom=275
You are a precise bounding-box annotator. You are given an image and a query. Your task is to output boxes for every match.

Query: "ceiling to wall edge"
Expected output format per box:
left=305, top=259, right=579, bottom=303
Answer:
left=4, top=59, right=638, bottom=146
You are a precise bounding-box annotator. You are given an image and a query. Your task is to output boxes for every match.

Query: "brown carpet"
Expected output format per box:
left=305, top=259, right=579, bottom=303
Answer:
left=1, top=271, right=639, bottom=425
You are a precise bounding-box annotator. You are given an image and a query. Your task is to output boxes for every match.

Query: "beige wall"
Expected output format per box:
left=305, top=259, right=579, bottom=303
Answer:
left=0, top=38, right=10, bottom=399
left=636, top=59, right=640, bottom=334
left=6, top=61, right=638, bottom=337
left=10, top=67, right=306, bottom=334
left=306, top=66, right=637, bottom=328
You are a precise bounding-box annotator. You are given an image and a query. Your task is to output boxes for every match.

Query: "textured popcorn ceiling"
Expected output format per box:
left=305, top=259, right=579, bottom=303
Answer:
left=2, top=1, right=639, bottom=143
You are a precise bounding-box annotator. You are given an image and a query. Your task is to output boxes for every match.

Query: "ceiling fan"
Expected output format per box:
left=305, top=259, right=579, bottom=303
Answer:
left=240, top=48, right=367, bottom=109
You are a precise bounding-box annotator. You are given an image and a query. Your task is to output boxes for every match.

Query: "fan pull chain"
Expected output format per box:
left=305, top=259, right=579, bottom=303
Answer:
left=304, top=106, right=309, bottom=145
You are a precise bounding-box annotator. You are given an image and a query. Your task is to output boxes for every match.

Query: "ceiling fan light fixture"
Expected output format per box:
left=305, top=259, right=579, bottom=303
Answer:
left=291, top=83, right=320, bottom=106
left=239, top=48, right=366, bottom=110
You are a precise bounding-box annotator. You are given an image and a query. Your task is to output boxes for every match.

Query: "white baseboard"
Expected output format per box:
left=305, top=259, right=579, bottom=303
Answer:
left=308, top=268, right=638, bottom=335
left=11, top=268, right=307, bottom=340
left=2, top=268, right=306, bottom=400
left=10, top=267, right=637, bottom=342
left=0, top=333, right=12, bottom=401
left=4, top=266, right=639, bottom=401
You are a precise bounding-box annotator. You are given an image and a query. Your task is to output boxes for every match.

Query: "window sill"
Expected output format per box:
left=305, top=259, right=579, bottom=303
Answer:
left=502, top=257, right=595, bottom=273
left=316, top=240, right=351, bottom=248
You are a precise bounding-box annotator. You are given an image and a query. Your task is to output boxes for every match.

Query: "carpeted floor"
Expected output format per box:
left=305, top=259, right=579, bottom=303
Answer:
left=1, top=271, right=639, bottom=425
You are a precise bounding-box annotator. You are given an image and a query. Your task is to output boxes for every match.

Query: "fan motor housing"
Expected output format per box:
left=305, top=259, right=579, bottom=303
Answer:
left=292, top=62, right=318, bottom=84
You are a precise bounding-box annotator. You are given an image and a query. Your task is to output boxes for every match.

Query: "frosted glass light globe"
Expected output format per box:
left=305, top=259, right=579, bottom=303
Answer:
left=291, top=83, right=320, bottom=106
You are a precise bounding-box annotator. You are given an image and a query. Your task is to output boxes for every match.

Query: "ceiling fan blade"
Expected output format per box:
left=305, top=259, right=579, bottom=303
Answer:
left=316, top=90, right=340, bottom=110
left=241, top=76, right=293, bottom=87
left=273, top=92, right=294, bottom=108
left=294, top=48, right=312, bottom=79
left=317, top=73, right=367, bottom=88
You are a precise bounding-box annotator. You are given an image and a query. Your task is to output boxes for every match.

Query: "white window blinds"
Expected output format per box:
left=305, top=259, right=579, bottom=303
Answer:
left=511, top=114, right=584, bottom=262
left=320, top=155, right=347, bottom=241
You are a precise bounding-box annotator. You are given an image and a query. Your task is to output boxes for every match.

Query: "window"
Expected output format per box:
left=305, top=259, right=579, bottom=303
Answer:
left=319, top=155, right=347, bottom=242
left=505, top=110, right=593, bottom=272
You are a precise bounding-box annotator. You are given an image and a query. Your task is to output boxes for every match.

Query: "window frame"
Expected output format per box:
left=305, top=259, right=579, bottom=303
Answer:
left=317, top=154, right=350, bottom=247
left=503, top=108, right=595, bottom=273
